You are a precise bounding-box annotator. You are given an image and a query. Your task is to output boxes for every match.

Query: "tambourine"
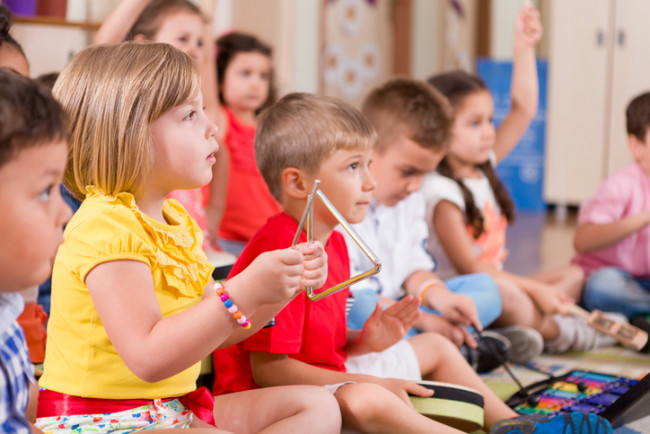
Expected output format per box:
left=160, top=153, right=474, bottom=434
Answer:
left=409, top=381, right=485, bottom=432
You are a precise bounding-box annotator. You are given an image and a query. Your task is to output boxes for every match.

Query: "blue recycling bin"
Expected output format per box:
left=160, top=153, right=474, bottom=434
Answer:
left=477, top=58, right=548, bottom=212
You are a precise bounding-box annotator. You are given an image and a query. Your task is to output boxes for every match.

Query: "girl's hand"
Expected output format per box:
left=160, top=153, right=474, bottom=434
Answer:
left=514, top=1, right=543, bottom=49
left=295, top=241, right=328, bottom=290
left=358, top=295, right=421, bottom=353
left=375, top=378, right=433, bottom=406
left=529, top=283, right=574, bottom=315
left=233, top=248, right=305, bottom=306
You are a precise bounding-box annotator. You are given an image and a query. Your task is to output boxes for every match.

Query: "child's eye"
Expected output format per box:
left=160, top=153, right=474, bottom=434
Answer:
left=179, top=36, right=188, bottom=43
left=197, top=39, right=203, bottom=48
left=38, top=185, right=54, bottom=201
left=347, top=162, right=359, bottom=171
left=183, top=110, right=196, bottom=121
left=401, top=169, right=414, bottom=177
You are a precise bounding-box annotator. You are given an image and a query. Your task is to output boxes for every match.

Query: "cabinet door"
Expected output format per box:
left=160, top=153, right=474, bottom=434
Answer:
left=12, top=23, right=89, bottom=77
left=606, top=0, right=650, bottom=175
left=544, top=0, right=612, bottom=205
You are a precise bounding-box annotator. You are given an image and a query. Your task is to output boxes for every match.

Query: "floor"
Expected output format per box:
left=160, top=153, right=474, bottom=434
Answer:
left=503, top=206, right=579, bottom=276
left=484, top=207, right=650, bottom=433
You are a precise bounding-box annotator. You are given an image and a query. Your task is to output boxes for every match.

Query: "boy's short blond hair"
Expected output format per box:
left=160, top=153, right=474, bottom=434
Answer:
left=361, top=77, right=452, bottom=154
left=256, top=92, right=377, bottom=201
left=53, top=42, right=200, bottom=201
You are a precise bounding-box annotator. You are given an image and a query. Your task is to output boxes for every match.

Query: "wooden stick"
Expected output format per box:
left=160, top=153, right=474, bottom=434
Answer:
left=567, top=304, right=648, bottom=351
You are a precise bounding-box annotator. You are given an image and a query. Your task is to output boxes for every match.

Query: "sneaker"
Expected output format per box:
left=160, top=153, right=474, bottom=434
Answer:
left=490, top=411, right=612, bottom=434
left=544, top=312, right=627, bottom=354
left=631, top=315, right=650, bottom=352
left=492, top=325, right=544, bottom=364
left=460, top=330, right=511, bottom=373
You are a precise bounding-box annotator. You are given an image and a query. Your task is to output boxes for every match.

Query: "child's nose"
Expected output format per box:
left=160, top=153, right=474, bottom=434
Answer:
left=57, top=198, right=72, bottom=227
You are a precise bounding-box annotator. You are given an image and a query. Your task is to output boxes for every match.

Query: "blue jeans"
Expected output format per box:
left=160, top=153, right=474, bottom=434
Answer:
left=347, top=273, right=502, bottom=335
left=582, top=266, right=650, bottom=319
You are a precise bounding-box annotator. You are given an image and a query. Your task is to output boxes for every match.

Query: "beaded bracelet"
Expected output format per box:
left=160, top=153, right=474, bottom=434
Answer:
left=418, top=278, right=446, bottom=308
left=214, top=282, right=251, bottom=329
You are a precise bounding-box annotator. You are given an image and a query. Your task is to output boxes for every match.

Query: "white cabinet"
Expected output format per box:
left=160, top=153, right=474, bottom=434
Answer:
left=11, top=18, right=96, bottom=78
left=544, top=0, right=650, bottom=206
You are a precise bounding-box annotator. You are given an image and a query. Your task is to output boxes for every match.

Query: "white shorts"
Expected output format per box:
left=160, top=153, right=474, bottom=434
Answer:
left=344, top=340, right=421, bottom=381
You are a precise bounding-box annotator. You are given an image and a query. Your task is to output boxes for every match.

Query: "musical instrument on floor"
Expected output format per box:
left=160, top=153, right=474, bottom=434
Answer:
left=566, top=305, right=648, bottom=351
left=507, top=370, right=650, bottom=428
left=409, top=381, right=484, bottom=432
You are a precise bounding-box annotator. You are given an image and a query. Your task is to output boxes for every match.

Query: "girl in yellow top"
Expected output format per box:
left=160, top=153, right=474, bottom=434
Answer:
left=36, top=42, right=339, bottom=434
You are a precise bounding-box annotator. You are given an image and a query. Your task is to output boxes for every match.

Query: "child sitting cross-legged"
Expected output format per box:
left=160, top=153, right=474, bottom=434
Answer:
left=212, top=92, right=612, bottom=434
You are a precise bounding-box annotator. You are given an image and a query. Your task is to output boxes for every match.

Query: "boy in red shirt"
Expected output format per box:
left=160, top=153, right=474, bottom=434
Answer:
left=213, top=92, right=612, bottom=434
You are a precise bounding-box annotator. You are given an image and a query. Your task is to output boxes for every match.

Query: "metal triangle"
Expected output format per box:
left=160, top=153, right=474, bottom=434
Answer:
left=292, top=179, right=381, bottom=301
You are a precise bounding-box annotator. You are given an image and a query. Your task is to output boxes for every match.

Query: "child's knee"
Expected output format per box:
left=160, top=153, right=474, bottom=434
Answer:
left=336, top=383, right=393, bottom=421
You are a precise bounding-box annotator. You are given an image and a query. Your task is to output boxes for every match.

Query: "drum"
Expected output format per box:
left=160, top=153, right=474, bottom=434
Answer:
left=410, top=381, right=485, bottom=432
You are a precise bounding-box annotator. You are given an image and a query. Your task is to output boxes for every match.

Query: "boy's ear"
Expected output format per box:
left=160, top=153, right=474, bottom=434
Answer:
left=281, top=167, right=312, bottom=199
left=628, top=134, right=645, bottom=161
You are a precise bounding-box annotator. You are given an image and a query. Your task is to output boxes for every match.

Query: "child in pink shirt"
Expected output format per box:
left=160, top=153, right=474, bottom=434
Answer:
left=573, top=91, right=650, bottom=324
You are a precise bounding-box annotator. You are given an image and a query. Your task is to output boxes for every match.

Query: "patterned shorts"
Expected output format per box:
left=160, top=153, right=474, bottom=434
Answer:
left=35, top=398, right=193, bottom=433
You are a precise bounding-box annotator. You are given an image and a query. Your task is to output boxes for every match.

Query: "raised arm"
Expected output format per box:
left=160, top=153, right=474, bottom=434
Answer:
left=198, top=0, right=230, bottom=249
left=93, top=0, right=150, bottom=44
left=493, top=1, right=542, bottom=162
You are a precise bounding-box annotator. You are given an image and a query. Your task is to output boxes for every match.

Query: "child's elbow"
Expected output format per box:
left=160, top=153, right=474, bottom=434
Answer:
left=250, top=365, right=272, bottom=387
left=127, top=359, right=168, bottom=384
left=573, top=236, right=587, bottom=254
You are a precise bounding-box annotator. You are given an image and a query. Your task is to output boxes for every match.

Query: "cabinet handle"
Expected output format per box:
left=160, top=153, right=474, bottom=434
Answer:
left=596, top=30, right=605, bottom=46
left=618, top=30, right=625, bottom=47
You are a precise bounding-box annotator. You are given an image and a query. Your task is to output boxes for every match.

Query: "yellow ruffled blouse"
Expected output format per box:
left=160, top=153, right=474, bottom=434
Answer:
left=39, top=187, right=213, bottom=399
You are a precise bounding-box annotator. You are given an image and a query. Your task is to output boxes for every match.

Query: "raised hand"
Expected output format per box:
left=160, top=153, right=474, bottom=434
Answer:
left=357, top=295, right=421, bottom=353
left=515, top=0, right=543, bottom=48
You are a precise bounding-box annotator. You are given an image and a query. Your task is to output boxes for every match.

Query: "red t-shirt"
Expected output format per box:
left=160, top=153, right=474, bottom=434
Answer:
left=212, top=212, right=350, bottom=395
left=212, top=108, right=281, bottom=242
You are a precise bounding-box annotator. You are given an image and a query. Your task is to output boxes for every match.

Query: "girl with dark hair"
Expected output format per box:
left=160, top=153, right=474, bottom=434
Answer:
left=423, top=4, right=616, bottom=354
left=203, top=32, right=281, bottom=256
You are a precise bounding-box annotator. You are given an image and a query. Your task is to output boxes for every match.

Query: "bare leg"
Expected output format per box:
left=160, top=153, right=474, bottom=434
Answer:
left=493, top=278, right=560, bottom=340
left=213, top=385, right=341, bottom=434
left=335, top=382, right=463, bottom=434
left=531, top=264, right=584, bottom=301
left=408, top=332, right=517, bottom=431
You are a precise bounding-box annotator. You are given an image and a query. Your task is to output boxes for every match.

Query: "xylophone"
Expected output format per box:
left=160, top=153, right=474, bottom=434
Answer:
left=507, top=370, right=650, bottom=428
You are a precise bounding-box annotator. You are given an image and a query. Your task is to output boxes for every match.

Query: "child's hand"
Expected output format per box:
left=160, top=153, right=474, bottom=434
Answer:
left=529, top=284, right=574, bottom=315
left=375, top=377, right=433, bottom=406
left=234, top=248, right=305, bottom=306
left=358, top=295, right=421, bottom=353
left=295, top=241, right=328, bottom=290
left=514, top=1, right=543, bottom=49
left=432, top=291, right=482, bottom=333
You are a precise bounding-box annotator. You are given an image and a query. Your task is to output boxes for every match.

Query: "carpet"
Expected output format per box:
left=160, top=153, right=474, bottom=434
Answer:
left=480, top=346, right=650, bottom=433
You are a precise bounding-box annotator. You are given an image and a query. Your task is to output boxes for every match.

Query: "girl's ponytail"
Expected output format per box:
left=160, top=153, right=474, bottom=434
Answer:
left=436, top=158, right=515, bottom=239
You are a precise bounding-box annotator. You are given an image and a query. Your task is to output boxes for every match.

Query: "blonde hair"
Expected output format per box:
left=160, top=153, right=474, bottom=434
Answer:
left=362, top=77, right=452, bottom=154
left=256, top=92, right=377, bottom=201
left=53, top=42, right=200, bottom=200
